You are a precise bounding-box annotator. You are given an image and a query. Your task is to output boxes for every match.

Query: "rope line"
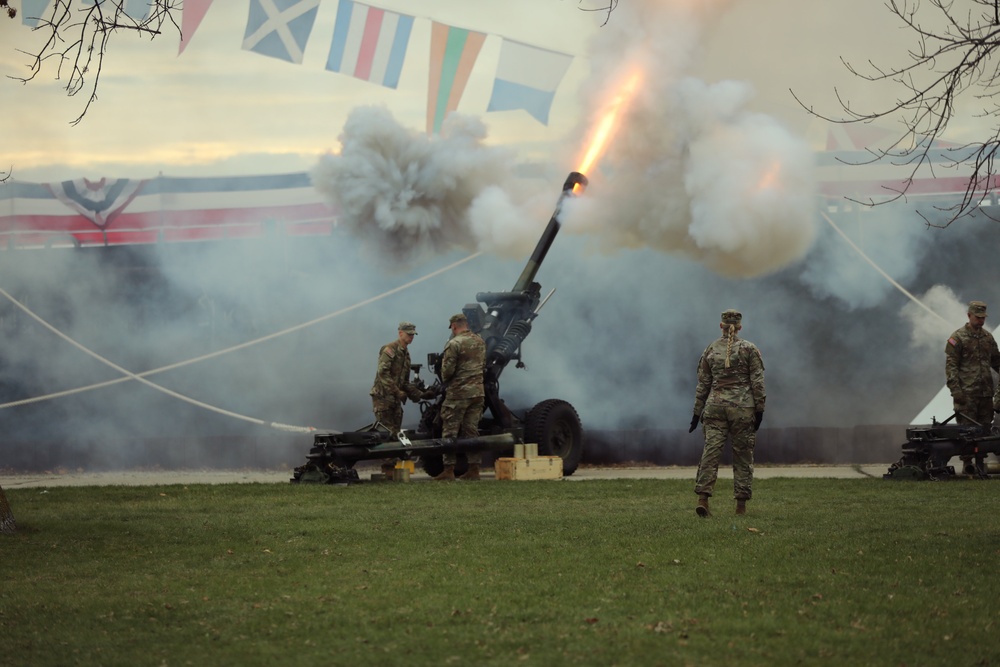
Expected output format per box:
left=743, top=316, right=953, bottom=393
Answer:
left=819, top=210, right=950, bottom=327
left=0, top=252, right=483, bottom=432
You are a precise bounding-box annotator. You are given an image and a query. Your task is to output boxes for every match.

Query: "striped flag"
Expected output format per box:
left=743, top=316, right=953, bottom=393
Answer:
left=21, top=0, right=53, bottom=27
left=242, top=0, right=321, bottom=64
left=487, top=39, right=572, bottom=126
left=326, top=0, right=414, bottom=89
left=426, top=21, right=486, bottom=135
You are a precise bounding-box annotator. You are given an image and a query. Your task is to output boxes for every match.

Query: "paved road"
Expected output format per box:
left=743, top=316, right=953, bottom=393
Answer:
left=0, top=464, right=892, bottom=488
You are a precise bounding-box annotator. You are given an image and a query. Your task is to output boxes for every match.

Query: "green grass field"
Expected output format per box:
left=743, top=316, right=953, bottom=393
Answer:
left=2, top=477, right=998, bottom=666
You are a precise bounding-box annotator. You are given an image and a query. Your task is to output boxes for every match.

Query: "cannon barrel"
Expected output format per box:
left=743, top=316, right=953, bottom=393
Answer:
left=511, top=171, right=588, bottom=293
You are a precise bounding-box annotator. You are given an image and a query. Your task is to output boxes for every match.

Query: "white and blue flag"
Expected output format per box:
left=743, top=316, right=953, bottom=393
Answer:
left=487, top=39, right=573, bottom=126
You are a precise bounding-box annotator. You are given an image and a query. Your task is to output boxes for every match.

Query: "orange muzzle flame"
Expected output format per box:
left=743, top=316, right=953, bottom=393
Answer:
left=574, top=70, right=643, bottom=190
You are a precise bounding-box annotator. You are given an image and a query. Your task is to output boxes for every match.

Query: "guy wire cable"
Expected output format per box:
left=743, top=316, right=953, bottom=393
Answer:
left=0, top=252, right=483, bottom=432
left=819, top=209, right=950, bottom=327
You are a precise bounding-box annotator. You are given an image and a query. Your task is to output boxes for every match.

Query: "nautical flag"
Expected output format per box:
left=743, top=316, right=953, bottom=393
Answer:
left=178, top=0, right=217, bottom=55
left=78, top=0, right=152, bottom=21
left=243, top=0, right=321, bottom=64
left=326, top=0, right=414, bottom=89
left=426, top=21, right=486, bottom=135
left=487, top=39, right=572, bottom=126
left=21, top=0, right=53, bottom=27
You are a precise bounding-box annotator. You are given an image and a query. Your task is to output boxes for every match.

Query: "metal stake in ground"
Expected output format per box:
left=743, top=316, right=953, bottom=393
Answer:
left=0, top=484, right=15, bottom=534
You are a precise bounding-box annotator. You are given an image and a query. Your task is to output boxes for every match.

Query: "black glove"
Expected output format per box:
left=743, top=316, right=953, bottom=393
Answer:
left=754, top=411, right=764, bottom=432
left=421, top=385, right=440, bottom=400
left=688, top=414, right=700, bottom=433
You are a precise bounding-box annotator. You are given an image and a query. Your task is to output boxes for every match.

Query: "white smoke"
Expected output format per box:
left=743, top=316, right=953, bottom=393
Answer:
left=563, top=2, right=817, bottom=277
left=902, top=285, right=967, bottom=352
left=311, top=106, right=549, bottom=264
left=801, top=207, right=935, bottom=309
left=312, top=0, right=816, bottom=279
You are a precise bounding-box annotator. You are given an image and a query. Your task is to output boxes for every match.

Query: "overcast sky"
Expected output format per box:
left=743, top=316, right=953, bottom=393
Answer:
left=1, top=0, right=925, bottom=182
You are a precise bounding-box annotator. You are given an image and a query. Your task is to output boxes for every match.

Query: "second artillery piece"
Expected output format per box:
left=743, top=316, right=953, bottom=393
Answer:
left=291, top=172, right=589, bottom=484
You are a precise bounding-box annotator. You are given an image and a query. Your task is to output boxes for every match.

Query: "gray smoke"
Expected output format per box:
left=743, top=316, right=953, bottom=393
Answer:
left=2, top=0, right=994, bottom=473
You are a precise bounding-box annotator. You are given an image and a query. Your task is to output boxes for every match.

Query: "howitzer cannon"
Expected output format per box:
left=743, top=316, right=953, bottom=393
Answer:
left=291, top=172, right=588, bottom=484
left=884, top=414, right=1000, bottom=480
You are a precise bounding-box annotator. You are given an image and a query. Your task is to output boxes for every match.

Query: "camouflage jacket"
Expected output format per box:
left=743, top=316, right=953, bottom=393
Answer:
left=693, top=335, right=766, bottom=414
left=441, top=330, right=485, bottom=400
left=945, top=324, right=1000, bottom=399
left=369, top=340, right=422, bottom=402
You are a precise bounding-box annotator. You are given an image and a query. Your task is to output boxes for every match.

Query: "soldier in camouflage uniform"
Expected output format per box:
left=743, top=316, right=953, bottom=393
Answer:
left=434, top=313, right=486, bottom=481
left=370, top=321, right=432, bottom=476
left=946, top=301, right=1000, bottom=471
left=689, top=309, right=766, bottom=517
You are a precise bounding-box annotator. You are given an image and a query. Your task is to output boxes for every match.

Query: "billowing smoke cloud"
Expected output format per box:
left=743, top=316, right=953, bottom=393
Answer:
left=311, top=107, right=549, bottom=264
left=564, top=2, right=817, bottom=277
left=902, top=285, right=968, bottom=352
left=3, top=0, right=996, bottom=473
left=313, top=1, right=816, bottom=278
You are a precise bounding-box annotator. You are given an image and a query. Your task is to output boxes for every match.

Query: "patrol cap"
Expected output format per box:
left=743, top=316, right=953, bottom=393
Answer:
left=448, top=313, right=467, bottom=327
left=721, top=309, right=742, bottom=325
left=968, top=301, right=988, bottom=317
left=398, top=321, right=418, bottom=335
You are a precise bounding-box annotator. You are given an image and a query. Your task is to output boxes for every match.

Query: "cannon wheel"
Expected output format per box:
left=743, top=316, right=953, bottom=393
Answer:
left=525, top=399, right=583, bottom=476
left=420, top=455, right=469, bottom=479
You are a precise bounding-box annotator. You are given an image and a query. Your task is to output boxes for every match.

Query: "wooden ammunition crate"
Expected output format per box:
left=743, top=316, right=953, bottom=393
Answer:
left=494, top=456, right=563, bottom=481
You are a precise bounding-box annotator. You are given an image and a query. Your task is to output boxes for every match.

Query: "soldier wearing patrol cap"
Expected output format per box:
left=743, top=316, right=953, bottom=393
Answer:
left=946, top=302, right=1000, bottom=457
left=689, top=309, right=766, bottom=517
left=433, top=313, right=486, bottom=481
left=370, top=321, right=435, bottom=477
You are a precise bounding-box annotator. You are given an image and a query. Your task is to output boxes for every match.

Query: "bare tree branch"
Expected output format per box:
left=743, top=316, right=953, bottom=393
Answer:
left=578, top=0, right=618, bottom=27
left=794, top=0, right=1000, bottom=227
left=8, top=0, right=180, bottom=125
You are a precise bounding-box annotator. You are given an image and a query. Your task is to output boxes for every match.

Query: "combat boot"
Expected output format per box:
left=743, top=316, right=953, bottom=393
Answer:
left=458, top=464, right=481, bottom=481
left=736, top=499, right=747, bottom=515
left=433, top=465, right=455, bottom=481
left=696, top=494, right=711, bottom=518
left=380, top=461, right=396, bottom=479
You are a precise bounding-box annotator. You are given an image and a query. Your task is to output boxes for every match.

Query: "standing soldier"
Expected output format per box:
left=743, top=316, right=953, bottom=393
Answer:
left=689, top=309, right=766, bottom=517
left=947, top=301, right=1000, bottom=472
left=434, top=313, right=486, bottom=481
left=370, top=321, right=432, bottom=477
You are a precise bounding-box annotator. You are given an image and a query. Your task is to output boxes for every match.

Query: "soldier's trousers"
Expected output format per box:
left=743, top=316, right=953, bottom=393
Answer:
left=694, top=405, right=756, bottom=500
left=372, top=397, right=403, bottom=436
left=441, top=396, right=484, bottom=466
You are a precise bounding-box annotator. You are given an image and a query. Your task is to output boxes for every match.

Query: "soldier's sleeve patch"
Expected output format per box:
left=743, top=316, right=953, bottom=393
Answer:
left=948, top=337, right=958, bottom=347
left=384, top=346, right=395, bottom=358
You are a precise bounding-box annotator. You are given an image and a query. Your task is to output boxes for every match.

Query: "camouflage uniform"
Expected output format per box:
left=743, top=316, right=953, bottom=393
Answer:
left=693, top=312, right=766, bottom=501
left=370, top=331, right=424, bottom=435
left=946, top=302, right=999, bottom=431
left=439, top=325, right=486, bottom=466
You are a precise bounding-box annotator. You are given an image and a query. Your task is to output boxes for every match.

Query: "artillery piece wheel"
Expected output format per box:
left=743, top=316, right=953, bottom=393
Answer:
left=525, top=398, right=583, bottom=476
